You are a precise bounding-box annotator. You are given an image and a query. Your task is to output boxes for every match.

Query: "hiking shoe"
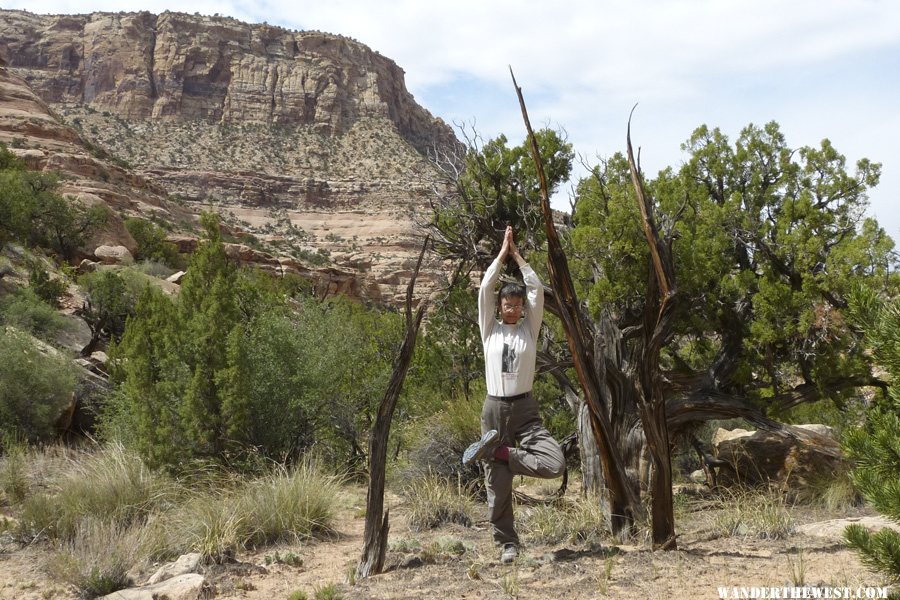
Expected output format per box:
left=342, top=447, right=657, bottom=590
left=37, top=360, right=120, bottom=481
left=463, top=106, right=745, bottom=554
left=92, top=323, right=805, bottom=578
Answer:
left=462, top=429, right=500, bottom=466
left=500, top=544, right=518, bottom=564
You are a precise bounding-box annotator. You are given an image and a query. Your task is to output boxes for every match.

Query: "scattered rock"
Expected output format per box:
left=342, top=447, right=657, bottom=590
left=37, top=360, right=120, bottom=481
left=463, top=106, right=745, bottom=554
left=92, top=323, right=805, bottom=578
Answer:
left=94, top=245, right=134, bottom=265
left=398, top=555, right=423, bottom=569
left=166, top=270, right=186, bottom=284
left=99, top=573, right=207, bottom=600
left=796, top=516, right=900, bottom=540
left=146, top=553, right=202, bottom=585
left=76, top=259, right=100, bottom=274
left=89, top=350, right=109, bottom=365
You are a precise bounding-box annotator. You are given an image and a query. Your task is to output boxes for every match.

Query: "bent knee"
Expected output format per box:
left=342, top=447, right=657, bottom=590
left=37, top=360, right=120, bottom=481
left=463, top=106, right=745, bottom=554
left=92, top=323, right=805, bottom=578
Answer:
left=547, top=458, right=565, bottom=478
left=541, top=450, right=565, bottom=478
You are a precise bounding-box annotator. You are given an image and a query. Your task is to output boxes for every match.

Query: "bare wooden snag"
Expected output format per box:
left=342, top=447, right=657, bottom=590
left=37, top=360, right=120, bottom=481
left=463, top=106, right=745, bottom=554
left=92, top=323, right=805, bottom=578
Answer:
left=510, top=68, right=643, bottom=538
left=356, top=237, right=429, bottom=579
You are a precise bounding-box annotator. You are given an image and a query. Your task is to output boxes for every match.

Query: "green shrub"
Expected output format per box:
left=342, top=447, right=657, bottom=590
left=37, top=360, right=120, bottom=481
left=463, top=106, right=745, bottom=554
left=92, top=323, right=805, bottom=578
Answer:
left=388, top=537, right=422, bottom=553
left=133, top=259, right=177, bottom=279
left=77, top=270, right=133, bottom=352
left=0, top=286, right=74, bottom=340
left=124, top=218, right=182, bottom=268
left=28, top=262, right=68, bottom=307
left=0, top=328, right=76, bottom=442
left=404, top=474, right=476, bottom=531
left=406, top=393, right=482, bottom=481
left=800, top=468, right=862, bottom=510
left=161, top=461, right=342, bottom=563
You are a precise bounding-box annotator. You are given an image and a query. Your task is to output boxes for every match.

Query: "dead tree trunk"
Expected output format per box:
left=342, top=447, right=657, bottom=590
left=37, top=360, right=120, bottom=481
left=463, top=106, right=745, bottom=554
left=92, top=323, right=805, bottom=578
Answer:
left=627, top=111, right=678, bottom=549
left=512, top=70, right=644, bottom=538
left=357, top=238, right=429, bottom=579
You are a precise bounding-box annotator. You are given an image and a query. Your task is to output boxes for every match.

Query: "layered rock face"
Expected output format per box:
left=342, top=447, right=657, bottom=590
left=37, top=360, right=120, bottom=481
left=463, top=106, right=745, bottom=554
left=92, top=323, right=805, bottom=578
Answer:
left=0, top=9, right=460, bottom=303
left=0, top=55, right=190, bottom=254
left=0, top=10, right=456, bottom=148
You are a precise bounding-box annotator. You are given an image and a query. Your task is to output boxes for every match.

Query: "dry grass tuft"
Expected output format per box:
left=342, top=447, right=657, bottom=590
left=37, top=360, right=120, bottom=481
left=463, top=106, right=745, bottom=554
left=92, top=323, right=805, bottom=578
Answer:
left=714, top=488, right=795, bottom=540
left=521, top=495, right=609, bottom=545
left=404, top=474, right=476, bottom=531
left=45, top=517, right=143, bottom=599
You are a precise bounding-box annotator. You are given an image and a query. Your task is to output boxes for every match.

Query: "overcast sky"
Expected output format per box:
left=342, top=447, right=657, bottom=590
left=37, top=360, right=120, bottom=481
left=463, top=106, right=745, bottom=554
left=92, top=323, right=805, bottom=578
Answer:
left=7, top=0, right=900, bottom=237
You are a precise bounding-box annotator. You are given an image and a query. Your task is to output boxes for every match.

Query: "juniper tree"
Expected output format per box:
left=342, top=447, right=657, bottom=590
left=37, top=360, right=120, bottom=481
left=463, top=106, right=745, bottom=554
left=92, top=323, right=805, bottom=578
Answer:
left=429, top=119, right=897, bottom=541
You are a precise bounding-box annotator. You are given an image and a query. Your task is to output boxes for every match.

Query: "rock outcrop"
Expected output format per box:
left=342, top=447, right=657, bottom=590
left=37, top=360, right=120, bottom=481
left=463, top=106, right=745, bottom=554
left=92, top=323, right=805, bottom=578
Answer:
left=712, top=425, right=845, bottom=488
left=0, top=10, right=457, bottom=149
left=0, top=9, right=461, bottom=303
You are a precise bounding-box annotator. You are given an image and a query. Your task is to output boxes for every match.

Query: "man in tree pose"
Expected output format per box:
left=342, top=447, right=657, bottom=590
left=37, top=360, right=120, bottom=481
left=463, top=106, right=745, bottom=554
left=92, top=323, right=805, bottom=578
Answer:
left=463, top=226, right=565, bottom=564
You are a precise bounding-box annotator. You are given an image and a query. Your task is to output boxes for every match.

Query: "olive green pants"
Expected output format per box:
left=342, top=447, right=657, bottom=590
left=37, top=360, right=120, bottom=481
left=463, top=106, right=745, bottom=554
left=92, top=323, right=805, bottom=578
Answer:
left=481, top=392, right=565, bottom=546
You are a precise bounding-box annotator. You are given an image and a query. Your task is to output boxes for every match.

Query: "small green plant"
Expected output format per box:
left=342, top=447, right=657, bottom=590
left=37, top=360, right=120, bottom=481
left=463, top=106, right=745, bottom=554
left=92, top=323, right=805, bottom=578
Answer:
left=287, top=591, right=309, bottom=600
left=500, top=569, right=519, bottom=598
left=404, top=474, right=476, bottom=531
left=264, top=551, right=303, bottom=567
left=420, top=536, right=472, bottom=563
left=166, top=489, right=244, bottom=564
left=388, top=537, right=422, bottom=553
left=312, top=582, right=343, bottom=600
left=596, top=556, right=615, bottom=595
left=803, top=468, right=862, bottom=510
left=786, top=549, right=806, bottom=586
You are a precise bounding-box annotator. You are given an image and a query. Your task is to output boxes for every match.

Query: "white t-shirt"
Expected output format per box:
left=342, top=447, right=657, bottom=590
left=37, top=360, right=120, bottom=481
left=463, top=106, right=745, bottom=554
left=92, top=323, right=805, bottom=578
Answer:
left=478, top=257, right=544, bottom=397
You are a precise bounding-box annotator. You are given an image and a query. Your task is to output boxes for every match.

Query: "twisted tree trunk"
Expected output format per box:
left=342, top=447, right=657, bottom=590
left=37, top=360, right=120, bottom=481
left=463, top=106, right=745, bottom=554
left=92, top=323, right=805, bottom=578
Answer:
left=512, top=71, right=643, bottom=538
left=357, top=238, right=429, bottom=579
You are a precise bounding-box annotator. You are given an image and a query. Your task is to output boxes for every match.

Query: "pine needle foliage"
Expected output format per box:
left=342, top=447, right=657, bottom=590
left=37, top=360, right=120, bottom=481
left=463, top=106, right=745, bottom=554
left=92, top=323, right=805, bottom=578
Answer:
left=843, top=287, right=900, bottom=584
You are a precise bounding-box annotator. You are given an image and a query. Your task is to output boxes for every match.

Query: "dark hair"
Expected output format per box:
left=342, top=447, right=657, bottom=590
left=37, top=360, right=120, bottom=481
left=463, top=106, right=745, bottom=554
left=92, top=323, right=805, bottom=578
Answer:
left=498, top=282, right=525, bottom=304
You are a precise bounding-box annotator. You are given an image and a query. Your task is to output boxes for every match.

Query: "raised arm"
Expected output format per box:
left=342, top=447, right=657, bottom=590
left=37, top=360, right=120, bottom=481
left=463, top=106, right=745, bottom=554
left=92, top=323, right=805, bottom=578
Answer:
left=509, top=234, right=544, bottom=339
left=478, top=226, right=511, bottom=342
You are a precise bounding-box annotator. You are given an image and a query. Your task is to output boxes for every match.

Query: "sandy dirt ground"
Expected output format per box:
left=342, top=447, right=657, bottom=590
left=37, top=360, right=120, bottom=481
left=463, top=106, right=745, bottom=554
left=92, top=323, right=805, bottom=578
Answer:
left=0, top=483, right=893, bottom=600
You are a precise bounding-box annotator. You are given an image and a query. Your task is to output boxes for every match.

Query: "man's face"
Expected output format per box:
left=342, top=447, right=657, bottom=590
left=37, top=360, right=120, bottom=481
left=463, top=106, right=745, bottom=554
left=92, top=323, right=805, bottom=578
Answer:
left=500, top=296, right=524, bottom=324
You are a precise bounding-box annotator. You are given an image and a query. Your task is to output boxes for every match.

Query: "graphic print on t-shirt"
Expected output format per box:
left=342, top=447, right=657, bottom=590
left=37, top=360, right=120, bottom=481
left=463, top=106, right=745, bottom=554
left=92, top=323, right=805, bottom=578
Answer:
left=502, top=342, right=517, bottom=373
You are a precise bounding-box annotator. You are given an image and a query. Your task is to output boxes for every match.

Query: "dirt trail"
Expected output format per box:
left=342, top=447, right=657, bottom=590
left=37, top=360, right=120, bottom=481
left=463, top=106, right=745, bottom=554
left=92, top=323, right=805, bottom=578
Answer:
left=1, top=486, right=892, bottom=600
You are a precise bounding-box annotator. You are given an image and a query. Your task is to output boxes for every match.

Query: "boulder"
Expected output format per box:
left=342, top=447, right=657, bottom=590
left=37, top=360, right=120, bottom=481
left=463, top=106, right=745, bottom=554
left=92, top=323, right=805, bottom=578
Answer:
left=146, top=553, right=202, bottom=585
left=89, top=351, right=109, bottom=366
left=94, top=245, right=134, bottom=265
left=76, top=259, right=100, bottom=274
left=99, top=573, right=207, bottom=600
left=712, top=425, right=844, bottom=488
left=166, top=270, right=186, bottom=284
